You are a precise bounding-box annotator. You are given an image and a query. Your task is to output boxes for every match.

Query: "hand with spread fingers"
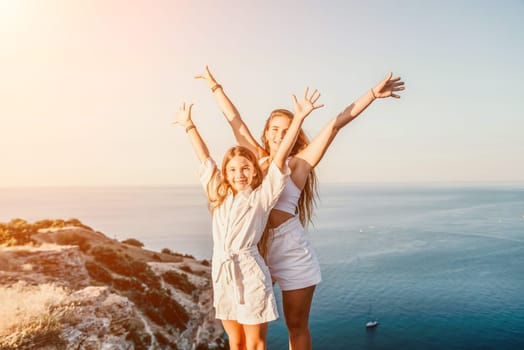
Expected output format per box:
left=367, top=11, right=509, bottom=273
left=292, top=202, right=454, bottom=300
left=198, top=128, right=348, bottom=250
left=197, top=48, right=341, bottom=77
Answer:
left=371, top=72, right=406, bottom=99
left=173, top=102, right=194, bottom=128
left=292, top=87, right=325, bottom=119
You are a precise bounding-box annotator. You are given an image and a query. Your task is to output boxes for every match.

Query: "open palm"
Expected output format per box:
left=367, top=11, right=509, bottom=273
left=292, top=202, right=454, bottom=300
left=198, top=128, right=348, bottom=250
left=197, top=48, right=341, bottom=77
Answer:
left=173, top=102, right=194, bottom=127
left=372, top=72, right=405, bottom=99
left=292, top=87, right=324, bottom=119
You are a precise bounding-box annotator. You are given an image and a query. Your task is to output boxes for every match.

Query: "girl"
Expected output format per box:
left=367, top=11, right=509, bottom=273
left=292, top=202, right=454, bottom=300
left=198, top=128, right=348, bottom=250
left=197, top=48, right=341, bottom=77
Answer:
left=196, top=66, right=405, bottom=350
left=172, top=88, right=323, bottom=350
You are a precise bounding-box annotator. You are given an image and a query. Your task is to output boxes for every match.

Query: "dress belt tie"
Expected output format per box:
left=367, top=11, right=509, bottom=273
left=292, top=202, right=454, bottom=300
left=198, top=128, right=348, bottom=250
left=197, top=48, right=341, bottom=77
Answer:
left=214, top=246, right=259, bottom=305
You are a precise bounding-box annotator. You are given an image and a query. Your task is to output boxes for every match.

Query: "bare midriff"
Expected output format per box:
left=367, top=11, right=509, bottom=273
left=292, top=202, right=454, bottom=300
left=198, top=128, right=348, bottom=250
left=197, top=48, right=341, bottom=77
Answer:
left=261, top=160, right=298, bottom=229
left=267, top=208, right=295, bottom=229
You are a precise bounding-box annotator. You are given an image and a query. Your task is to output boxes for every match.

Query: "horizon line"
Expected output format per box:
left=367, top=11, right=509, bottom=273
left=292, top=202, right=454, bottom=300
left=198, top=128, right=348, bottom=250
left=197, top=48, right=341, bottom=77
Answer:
left=1, top=180, right=524, bottom=189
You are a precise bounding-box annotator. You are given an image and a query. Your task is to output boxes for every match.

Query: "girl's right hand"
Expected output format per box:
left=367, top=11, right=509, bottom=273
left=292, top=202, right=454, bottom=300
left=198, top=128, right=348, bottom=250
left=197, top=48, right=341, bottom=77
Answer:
left=292, top=87, right=324, bottom=119
left=194, top=65, right=218, bottom=88
left=173, top=102, right=194, bottom=127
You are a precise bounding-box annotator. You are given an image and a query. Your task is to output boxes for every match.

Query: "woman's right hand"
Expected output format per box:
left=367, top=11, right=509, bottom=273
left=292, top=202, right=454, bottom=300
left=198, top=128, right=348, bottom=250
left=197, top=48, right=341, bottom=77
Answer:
left=371, top=72, right=405, bottom=99
left=194, top=65, right=219, bottom=88
left=173, top=102, right=194, bottom=127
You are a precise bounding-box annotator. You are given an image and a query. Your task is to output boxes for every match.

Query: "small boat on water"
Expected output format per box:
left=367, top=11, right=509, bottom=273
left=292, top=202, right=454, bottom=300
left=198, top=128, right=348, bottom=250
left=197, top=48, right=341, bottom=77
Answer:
left=366, top=304, right=379, bottom=328
left=366, top=320, right=379, bottom=328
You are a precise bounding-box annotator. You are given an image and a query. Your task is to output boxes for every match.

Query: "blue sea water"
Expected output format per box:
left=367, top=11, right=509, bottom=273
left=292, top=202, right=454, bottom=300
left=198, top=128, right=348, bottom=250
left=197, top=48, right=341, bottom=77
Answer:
left=1, top=184, right=523, bottom=349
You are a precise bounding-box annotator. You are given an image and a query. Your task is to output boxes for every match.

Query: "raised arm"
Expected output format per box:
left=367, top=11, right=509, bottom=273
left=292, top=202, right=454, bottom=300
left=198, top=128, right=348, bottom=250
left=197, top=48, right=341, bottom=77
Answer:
left=272, top=88, right=324, bottom=172
left=294, top=72, right=405, bottom=171
left=173, top=102, right=210, bottom=163
left=195, top=66, right=265, bottom=158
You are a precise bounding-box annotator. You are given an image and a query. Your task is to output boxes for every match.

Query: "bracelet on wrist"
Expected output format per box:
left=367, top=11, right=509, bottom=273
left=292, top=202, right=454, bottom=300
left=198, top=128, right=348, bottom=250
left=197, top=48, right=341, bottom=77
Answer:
left=370, top=88, right=377, bottom=99
left=211, top=84, right=222, bottom=93
left=185, top=124, right=196, bottom=133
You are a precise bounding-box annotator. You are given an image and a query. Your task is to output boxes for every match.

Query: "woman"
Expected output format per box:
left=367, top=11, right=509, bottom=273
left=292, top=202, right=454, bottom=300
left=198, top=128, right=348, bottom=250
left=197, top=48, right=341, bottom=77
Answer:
left=196, top=66, right=405, bottom=349
left=172, top=87, right=322, bottom=350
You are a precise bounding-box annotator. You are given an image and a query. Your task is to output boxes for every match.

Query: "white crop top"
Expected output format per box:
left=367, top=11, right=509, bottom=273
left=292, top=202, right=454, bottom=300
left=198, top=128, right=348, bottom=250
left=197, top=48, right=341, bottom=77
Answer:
left=259, top=157, right=301, bottom=215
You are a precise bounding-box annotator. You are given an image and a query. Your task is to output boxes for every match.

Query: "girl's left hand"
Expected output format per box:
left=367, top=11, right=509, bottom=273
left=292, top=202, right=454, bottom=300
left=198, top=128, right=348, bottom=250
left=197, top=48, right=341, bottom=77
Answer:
left=292, top=87, right=325, bottom=119
left=173, top=102, right=194, bottom=127
left=372, top=72, right=406, bottom=99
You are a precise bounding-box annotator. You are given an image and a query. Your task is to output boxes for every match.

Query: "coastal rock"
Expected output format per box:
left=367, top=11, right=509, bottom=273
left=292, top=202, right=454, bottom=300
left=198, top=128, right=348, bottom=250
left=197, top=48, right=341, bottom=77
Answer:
left=0, top=221, right=226, bottom=350
left=0, top=245, right=90, bottom=290
left=59, top=286, right=144, bottom=349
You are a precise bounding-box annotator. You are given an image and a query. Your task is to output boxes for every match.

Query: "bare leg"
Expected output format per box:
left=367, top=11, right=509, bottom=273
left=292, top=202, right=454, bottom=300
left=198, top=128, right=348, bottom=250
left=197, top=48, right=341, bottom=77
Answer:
left=282, top=285, right=316, bottom=350
left=243, top=322, right=269, bottom=350
left=222, top=320, right=246, bottom=350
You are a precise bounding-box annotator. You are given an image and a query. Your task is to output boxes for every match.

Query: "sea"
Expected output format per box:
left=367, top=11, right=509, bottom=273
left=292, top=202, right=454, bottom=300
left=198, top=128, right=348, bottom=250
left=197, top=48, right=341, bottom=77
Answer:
left=1, top=183, right=523, bottom=350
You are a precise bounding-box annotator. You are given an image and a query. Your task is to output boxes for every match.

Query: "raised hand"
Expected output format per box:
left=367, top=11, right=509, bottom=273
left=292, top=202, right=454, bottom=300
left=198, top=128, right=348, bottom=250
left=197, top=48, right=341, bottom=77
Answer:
left=173, top=102, right=194, bottom=127
left=292, top=87, right=325, bottom=119
left=194, top=65, right=219, bottom=88
left=371, top=72, right=405, bottom=99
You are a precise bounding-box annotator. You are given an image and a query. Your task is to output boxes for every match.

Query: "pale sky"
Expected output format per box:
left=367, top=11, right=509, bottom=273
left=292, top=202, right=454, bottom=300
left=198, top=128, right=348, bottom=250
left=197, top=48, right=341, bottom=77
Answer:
left=1, top=0, right=523, bottom=186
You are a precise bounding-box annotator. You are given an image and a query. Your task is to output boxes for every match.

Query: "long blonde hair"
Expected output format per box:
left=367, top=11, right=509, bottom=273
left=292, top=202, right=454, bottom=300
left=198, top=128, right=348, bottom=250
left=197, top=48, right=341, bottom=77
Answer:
left=208, top=146, right=263, bottom=210
left=258, top=109, right=318, bottom=256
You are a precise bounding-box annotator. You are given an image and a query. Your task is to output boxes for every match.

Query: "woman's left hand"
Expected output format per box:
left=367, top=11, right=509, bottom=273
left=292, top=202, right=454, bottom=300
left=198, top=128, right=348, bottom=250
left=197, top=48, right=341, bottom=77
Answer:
left=372, top=72, right=405, bottom=99
left=292, top=87, right=325, bottom=119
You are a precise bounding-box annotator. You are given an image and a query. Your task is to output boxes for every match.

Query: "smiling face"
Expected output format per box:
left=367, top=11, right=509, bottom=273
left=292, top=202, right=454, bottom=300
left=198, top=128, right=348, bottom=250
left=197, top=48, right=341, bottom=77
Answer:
left=262, top=109, right=309, bottom=158
left=225, top=155, right=257, bottom=193
left=264, top=115, right=292, bottom=156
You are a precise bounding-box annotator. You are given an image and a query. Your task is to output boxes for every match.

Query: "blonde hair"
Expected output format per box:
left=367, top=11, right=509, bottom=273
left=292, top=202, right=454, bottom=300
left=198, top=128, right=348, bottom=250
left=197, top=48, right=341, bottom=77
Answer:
left=258, top=109, right=318, bottom=257
left=208, top=146, right=263, bottom=210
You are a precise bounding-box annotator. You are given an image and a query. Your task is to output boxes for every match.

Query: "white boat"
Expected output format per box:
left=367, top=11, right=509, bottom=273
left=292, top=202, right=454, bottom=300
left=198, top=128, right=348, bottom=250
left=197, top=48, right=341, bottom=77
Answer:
left=366, top=304, right=379, bottom=328
left=366, top=320, right=379, bottom=328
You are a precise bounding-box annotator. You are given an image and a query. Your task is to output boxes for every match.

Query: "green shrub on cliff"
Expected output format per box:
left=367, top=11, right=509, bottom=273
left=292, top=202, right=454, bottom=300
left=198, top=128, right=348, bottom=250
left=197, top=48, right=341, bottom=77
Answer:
left=121, top=238, right=144, bottom=248
left=132, top=288, right=189, bottom=330
left=0, top=219, right=35, bottom=246
left=85, top=261, right=114, bottom=284
left=33, top=218, right=93, bottom=231
left=54, top=232, right=91, bottom=252
left=162, top=270, right=197, bottom=294
left=0, top=218, right=93, bottom=247
left=90, top=245, right=161, bottom=289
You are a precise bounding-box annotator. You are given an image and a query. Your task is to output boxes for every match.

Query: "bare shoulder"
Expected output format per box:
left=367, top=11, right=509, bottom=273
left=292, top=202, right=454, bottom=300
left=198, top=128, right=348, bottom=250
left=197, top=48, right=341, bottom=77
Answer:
left=288, top=156, right=311, bottom=190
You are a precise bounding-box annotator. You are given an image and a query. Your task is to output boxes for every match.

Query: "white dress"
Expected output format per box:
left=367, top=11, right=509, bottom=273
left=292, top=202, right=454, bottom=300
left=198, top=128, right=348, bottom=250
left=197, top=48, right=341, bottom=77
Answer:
left=199, top=158, right=289, bottom=324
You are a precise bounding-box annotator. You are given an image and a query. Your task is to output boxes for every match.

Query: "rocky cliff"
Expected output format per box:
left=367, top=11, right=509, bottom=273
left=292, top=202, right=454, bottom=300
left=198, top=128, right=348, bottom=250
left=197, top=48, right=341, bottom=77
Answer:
left=0, top=219, right=226, bottom=350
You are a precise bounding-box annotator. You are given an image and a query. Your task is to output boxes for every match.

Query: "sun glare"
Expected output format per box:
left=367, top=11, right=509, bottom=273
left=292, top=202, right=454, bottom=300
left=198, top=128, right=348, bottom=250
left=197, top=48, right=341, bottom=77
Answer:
left=0, top=0, right=20, bottom=15
left=0, top=0, right=25, bottom=28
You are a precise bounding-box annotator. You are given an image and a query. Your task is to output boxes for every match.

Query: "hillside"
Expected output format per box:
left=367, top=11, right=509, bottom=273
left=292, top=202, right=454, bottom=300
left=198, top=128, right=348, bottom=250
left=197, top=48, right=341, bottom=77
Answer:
left=0, top=219, right=226, bottom=350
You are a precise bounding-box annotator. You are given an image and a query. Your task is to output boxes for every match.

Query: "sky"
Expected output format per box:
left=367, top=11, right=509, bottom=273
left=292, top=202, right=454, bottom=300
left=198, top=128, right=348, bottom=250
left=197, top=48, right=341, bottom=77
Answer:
left=1, top=0, right=523, bottom=186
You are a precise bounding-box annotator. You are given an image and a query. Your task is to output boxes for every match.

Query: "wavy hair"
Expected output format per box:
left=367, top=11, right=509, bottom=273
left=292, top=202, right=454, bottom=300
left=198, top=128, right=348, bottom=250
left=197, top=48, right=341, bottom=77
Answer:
left=261, top=109, right=318, bottom=226
left=258, top=109, right=319, bottom=257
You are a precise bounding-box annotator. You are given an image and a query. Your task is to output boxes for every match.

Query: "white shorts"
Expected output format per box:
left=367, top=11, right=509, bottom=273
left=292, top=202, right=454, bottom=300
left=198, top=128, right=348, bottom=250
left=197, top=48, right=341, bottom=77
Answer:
left=266, top=216, right=322, bottom=291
